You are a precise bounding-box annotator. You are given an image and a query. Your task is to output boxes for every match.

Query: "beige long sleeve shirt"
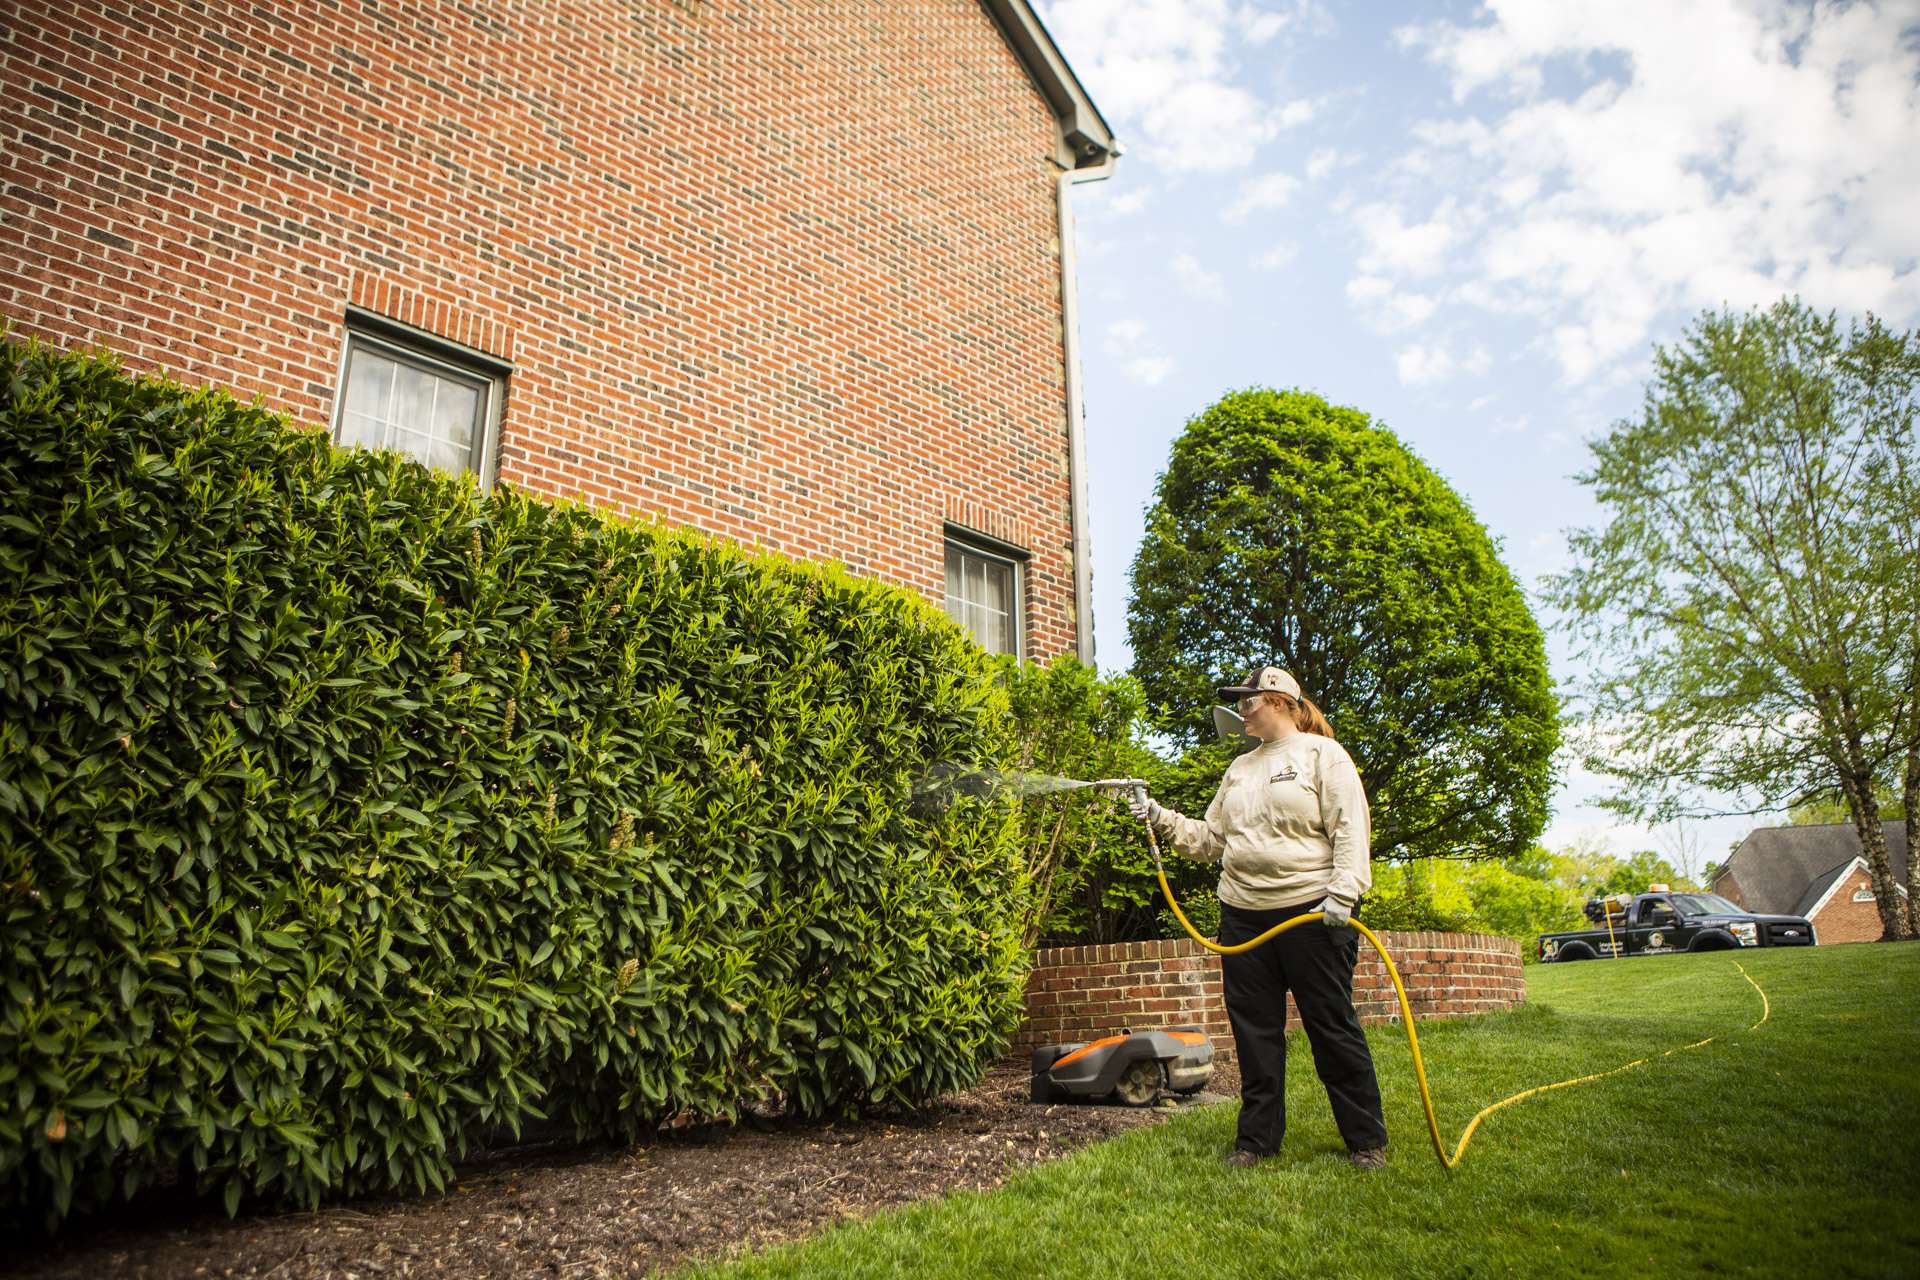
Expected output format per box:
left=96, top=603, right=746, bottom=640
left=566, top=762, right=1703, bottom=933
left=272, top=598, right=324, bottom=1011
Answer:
left=1154, top=733, right=1372, bottom=911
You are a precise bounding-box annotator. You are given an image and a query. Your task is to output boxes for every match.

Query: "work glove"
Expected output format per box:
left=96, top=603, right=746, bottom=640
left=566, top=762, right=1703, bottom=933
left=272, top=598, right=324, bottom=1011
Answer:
left=1127, top=791, right=1166, bottom=829
left=1317, top=896, right=1353, bottom=932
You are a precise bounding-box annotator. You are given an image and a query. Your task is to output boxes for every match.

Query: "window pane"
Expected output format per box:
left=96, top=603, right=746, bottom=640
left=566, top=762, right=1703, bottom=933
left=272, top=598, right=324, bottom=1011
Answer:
left=392, top=363, right=437, bottom=447
left=943, top=544, right=966, bottom=622
left=335, top=337, right=493, bottom=479
left=981, top=559, right=1010, bottom=618
left=339, top=350, right=398, bottom=450
left=429, top=379, right=479, bottom=472
left=942, top=540, right=1020, bottom=656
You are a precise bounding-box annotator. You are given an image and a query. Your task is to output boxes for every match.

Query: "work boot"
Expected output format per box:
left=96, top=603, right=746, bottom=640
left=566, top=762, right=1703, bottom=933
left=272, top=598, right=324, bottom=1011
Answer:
left=1349, top=1146, right=1388, bottom=1170
left=1224, top=1149, right=1266, bottom=1168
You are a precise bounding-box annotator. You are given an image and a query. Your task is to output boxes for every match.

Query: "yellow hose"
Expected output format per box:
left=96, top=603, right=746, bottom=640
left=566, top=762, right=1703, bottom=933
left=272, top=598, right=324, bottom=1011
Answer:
left=1146, top=829, right=1771, bottom=1170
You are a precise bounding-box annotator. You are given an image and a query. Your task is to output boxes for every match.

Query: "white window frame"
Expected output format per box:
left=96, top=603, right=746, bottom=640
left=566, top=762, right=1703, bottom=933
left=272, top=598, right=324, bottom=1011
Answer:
left=943, top=528, right=1026, bottom=659
left=330, top=309, right=507, bottom=486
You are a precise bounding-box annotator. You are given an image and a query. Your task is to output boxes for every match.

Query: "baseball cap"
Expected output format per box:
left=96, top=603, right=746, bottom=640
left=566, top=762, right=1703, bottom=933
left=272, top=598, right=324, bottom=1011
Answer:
left=1216, top=665, right=1302, bottom=702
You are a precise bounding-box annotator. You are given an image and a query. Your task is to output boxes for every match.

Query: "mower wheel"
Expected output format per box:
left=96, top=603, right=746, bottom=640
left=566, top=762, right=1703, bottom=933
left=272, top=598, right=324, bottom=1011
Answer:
left=1112, top=1057, right=1164, bottom=1107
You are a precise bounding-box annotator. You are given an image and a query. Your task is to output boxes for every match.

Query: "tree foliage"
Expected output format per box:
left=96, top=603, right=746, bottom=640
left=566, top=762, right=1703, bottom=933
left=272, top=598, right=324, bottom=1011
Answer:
left=1547, top=300, right=1920, bottom=937
left=1127, top=388, right=1558, bottom=864
left=996, top=658, right=1217, bottom=946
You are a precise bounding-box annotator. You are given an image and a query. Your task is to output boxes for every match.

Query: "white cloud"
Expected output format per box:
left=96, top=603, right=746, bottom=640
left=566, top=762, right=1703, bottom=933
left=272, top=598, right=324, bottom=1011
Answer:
left=1375, top=0, right=1920, bottom=384
left=1105, top=318, right=1175, bottom=385
left=1305, top=147, right=1344, bottom=179
left=1353, top=200, right=1459, bottom=277
left=1223, top=172, right=1299, bottom=223
left=1103, top=185, right=1154, bottom=217
left=1170, top=252, right=1227, bottom=301
left=1540, top=817, right=1661, bottom=858
left=1393, top=337, right=1492, bottom=384
left=1037, top=1, right=1331, bottom=172
left=1254, top=242, right=1299, bottom=270
left=1395, top=342, right=1455, bottom=385
left=1345, top=274, right=1438, bottom=333
left=1142, top=82, right=1281, bottom=172
left=1275, top=97, right=1317, bottom=128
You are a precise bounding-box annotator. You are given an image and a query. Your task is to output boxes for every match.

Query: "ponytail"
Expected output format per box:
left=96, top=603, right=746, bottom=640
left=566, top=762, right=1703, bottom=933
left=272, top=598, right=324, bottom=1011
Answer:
left=1262, top=690, right=1335, bottom=740
left=1294, top=695, right=1335, bottom=739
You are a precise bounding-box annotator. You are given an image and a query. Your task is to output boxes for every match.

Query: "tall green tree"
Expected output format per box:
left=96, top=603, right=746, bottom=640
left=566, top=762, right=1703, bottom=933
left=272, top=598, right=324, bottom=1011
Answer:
left=1127, top=388, right=1559, bottom=863
left=1548, top=300, right=1920, bottom=939
left=1863, top=323, right=1920, bottom=933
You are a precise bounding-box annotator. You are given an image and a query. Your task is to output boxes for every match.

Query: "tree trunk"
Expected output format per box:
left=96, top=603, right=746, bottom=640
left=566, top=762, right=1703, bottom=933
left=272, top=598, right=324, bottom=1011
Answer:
left=1904, top=742, right=1919, bottom=939
left=1840, top=768, right=1907, bottom=940
left=1022, top=803, right=1074, bottom=951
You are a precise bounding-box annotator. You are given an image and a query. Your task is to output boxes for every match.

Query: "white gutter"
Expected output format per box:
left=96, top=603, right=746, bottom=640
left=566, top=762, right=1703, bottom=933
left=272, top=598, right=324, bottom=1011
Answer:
left=1058, top=151, right=1116, bottom=665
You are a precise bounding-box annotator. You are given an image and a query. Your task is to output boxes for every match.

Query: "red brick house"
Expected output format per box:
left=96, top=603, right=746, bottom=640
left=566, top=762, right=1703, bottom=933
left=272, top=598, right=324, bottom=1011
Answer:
left=0, top=1, right=1116, bottom=662
left=1710, top=822, right=1911, bottom=944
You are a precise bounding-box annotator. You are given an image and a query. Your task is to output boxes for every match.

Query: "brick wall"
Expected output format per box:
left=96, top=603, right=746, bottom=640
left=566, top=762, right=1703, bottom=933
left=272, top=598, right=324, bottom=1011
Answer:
left=0, top=0, right=1082, bottom=657
left=1015, top=933, right=1526, bottom=1063
left=1811, top=864, right=1905, bottom=944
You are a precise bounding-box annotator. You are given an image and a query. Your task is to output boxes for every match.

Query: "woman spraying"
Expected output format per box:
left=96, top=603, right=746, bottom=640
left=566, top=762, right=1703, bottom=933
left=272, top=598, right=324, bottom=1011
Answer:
left=1130, top=666, right=1388, bottom=1170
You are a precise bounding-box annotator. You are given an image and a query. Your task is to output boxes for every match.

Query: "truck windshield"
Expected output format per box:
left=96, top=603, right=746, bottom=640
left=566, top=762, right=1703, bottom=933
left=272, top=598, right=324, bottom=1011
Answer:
left=1672, top=893, right=1742, bottom=916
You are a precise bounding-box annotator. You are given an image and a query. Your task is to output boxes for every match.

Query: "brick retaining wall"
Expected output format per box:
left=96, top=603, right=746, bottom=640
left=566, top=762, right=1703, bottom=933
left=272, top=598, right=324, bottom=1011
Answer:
left=1015, top=932, right=1525, bottom=1063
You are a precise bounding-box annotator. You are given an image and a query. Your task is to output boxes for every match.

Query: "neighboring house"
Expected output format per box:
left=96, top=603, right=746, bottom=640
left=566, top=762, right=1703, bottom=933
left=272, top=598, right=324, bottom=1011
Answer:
left=0, top=1, right=1116, bottom=663
left=1711, top=822, right=1912, bottom=944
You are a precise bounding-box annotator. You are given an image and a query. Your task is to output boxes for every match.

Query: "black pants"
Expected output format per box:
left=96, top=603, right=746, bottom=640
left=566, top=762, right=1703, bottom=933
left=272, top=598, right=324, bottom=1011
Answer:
left=1220, top=899, right=1387, bottom=1155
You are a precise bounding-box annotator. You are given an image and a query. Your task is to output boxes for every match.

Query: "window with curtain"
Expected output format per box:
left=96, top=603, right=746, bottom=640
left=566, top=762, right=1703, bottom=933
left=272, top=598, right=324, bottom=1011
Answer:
left=943, top=536, right=1023, bottom=657
left=333, top=326, right=500, bottom=480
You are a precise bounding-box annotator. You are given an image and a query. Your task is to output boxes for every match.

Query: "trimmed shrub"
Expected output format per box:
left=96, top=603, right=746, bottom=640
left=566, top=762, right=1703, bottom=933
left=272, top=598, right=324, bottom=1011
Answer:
left=996, top=658, right=1221, bottom=946
left=0, top=338, right=1027, bottom=1224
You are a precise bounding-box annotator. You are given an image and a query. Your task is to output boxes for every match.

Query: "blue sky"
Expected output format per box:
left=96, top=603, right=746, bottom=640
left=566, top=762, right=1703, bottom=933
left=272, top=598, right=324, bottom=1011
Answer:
left=1038, top=0, right=1920, bottom=867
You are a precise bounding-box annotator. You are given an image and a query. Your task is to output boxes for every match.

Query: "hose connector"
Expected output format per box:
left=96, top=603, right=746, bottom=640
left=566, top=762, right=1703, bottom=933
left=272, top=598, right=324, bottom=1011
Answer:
left=1088, top=777, right=1150, bottom=806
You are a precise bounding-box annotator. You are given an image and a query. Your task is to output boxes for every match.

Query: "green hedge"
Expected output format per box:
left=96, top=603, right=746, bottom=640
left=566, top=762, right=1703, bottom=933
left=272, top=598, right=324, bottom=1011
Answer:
left=0, top=338, right=1028, bottom=1224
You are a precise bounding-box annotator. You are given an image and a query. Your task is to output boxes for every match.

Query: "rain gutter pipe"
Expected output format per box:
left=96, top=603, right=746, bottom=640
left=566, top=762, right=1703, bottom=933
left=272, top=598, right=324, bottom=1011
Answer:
left=1058, top=149, right=1117, bottom=665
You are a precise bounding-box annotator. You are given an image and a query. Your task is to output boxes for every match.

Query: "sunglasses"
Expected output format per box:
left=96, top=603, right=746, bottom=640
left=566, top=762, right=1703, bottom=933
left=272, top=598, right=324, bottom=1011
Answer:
left=1235, top=695, right=1267, bottom=714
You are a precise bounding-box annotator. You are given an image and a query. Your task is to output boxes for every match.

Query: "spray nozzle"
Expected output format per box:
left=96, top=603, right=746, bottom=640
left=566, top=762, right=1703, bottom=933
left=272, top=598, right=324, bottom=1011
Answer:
left=1088, top=777, right=1151, bottom=804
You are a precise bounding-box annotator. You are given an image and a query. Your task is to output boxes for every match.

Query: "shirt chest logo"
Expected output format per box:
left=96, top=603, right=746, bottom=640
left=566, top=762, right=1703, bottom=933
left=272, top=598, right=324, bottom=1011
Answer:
left=1269, top=768, right=1298, bottom=783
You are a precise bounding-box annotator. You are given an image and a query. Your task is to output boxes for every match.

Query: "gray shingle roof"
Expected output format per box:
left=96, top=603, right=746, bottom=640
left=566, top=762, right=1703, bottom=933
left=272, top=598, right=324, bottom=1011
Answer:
left=1789, top=860, right=1858, bottom=918
left=1712, top=821, right=1910, bottom=916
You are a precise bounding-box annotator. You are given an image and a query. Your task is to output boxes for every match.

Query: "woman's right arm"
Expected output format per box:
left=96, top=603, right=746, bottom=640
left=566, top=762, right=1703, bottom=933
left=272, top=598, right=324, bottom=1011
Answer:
left=1152, top=780, right=1227, bottom=865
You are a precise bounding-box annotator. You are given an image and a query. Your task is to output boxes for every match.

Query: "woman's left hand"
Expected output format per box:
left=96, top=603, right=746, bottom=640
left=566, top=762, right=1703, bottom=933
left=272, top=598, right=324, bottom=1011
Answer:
left=1317, top=896, right=1352, bottom=931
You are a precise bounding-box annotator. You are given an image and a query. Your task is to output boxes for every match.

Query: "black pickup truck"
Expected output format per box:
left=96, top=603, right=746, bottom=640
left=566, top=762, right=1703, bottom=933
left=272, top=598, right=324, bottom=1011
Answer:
left=1538, top=890, right=1815, bottom=962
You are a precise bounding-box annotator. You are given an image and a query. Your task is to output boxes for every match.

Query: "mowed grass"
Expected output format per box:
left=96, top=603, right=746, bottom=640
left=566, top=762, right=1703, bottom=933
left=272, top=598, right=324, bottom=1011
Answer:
left=681, top=943, right=1920, bottom=1280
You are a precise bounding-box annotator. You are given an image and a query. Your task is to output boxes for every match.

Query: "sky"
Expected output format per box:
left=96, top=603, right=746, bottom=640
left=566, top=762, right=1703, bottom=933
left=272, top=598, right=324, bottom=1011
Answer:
left=1036, top=0, right=1920, bottom=867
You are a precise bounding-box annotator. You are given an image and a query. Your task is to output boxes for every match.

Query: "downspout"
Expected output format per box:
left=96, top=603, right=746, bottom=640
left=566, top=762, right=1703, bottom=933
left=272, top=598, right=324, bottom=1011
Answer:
left=1058, top=151, right=1116, bottom=666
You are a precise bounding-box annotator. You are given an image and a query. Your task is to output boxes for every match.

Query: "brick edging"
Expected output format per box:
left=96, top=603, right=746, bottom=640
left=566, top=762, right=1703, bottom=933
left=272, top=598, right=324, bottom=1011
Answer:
left=1015, top=931, right=1526, bottom=1064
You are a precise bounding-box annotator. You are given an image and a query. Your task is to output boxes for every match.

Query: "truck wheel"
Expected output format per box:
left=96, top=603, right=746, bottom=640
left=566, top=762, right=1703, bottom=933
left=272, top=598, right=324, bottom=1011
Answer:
left=1557, top=944, right=1596, bottom=962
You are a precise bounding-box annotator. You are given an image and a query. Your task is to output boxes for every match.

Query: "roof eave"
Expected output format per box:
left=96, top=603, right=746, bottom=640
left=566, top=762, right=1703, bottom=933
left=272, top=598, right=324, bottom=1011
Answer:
left=979, top=0, right=1120, bottom=168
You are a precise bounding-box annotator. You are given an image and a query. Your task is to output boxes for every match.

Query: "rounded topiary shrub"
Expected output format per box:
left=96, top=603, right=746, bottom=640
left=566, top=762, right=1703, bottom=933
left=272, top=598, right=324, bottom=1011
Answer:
left=0, top=337, right=1027, bottom=1224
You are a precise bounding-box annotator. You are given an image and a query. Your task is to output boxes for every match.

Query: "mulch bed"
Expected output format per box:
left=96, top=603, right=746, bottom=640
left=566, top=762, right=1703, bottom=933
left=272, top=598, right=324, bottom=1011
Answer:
left=12, top=1061, right=1241, bottom=1280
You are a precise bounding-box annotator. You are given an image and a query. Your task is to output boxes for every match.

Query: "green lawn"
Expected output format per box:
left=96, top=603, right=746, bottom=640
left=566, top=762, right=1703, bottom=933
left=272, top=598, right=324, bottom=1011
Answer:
left=681, top=943, right=1920, bottom=1280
